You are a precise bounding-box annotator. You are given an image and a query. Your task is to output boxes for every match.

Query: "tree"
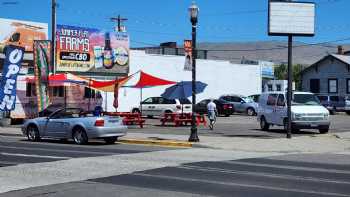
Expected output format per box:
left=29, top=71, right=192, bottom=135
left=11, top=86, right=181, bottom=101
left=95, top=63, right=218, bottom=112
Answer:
left=274, top=64, right=304, bottom=90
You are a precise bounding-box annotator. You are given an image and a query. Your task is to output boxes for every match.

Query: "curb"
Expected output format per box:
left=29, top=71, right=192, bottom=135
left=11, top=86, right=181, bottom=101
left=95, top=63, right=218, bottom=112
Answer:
left=119, top=138, right=193, bottom=148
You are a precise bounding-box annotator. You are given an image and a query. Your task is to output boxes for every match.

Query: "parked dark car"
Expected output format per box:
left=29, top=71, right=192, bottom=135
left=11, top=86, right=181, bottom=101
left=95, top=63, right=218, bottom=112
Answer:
left=218, top=94, right=258, bottom=116
left=317, top=95, right=349, bottom=115
left=195, top=99, right=234, bottom=117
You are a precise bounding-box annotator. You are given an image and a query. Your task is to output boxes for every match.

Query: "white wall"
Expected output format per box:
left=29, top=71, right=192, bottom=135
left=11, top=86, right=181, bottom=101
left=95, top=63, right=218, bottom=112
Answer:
left=104, top=50, right=261, bottom=112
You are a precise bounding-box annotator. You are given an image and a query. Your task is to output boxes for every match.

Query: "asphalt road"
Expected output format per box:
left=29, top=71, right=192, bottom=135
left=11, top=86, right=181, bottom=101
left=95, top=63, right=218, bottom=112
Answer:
left=3, top=153, right=350, bottom=197
left=129, top=114, right=350, bottom=138
left=0, top=135, right=174, bottom=167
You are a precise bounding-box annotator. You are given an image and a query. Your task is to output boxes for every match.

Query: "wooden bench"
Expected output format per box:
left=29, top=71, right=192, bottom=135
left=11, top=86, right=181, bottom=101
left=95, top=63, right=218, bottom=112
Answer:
left=123, top=118, right=145, bottom=128
left=161, top=113, right=205, bottom=127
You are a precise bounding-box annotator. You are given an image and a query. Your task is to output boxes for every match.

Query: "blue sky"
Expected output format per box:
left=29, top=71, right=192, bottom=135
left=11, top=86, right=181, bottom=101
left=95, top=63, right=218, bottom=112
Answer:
left=0, top=0, right=349, bottom=47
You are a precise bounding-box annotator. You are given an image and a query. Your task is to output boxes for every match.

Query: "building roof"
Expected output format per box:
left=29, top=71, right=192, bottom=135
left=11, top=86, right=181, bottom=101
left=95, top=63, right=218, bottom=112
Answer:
left=302, top=53, right=350, bottom=74
left=331, top=54, right=350, bottom=65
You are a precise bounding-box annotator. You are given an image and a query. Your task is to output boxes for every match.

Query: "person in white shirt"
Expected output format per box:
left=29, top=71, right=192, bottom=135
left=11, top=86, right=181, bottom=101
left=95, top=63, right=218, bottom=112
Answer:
left=207, top=99, right=217, bottom=121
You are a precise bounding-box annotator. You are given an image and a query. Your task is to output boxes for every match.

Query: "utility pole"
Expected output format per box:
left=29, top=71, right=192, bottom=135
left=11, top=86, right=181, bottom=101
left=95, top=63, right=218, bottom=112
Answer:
left=51, top=0, right=56, bottom=74
left=110, top=15, right=128, bottom=32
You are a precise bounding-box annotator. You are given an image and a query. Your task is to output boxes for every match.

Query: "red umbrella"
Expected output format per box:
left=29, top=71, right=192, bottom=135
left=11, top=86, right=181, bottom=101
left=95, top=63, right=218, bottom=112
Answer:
left=123, top=70, right=176, bottom=115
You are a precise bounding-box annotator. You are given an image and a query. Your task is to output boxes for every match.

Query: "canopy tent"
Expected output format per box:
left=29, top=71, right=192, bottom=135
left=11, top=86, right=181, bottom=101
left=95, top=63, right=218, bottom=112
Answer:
left=122, top=70, right=177, bottom=88
left=26, top=73, right=131, bottom=91
left=122, top=70, right=176, bottom=114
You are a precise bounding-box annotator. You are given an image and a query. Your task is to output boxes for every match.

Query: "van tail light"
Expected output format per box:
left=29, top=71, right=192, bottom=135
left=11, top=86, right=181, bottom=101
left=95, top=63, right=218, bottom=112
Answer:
left=95, top=119, right=104, bottom=127
left=176, top=105, right=181, bottom=110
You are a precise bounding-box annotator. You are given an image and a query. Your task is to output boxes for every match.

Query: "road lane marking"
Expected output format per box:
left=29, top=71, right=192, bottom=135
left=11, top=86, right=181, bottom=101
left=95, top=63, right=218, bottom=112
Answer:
left=0, top=145, right=112, bottom=156
left=133, top=172, right=350, bottom=197
left=222, top=160, right=350, bottom=175
left=0, top=152, right=72, bottom=160
left=180, top=165, right=350, bottom=185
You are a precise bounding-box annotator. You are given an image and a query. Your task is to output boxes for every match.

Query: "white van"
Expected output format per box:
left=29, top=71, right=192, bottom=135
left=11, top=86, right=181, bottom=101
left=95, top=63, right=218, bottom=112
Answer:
left=257, top=92, right=330, bottom=134
left=132, top=97, right=192, bottom=117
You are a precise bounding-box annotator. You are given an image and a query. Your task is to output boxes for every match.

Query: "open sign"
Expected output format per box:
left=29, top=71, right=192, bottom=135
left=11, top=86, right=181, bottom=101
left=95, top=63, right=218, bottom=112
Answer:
left=0, top=45, right=24, bottom=111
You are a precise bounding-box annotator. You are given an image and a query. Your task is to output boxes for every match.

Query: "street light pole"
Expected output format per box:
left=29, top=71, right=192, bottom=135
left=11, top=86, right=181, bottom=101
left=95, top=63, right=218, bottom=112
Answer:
left=287, top=35, right=293, bottom=139
left=51, top=0, right=56, bottom=74
left=188, top=2, right=199, bottom=142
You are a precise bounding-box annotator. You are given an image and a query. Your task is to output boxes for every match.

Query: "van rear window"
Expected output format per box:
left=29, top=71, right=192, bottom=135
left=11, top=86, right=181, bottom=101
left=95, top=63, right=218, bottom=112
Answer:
left=179, top=98, right=191, bottom=104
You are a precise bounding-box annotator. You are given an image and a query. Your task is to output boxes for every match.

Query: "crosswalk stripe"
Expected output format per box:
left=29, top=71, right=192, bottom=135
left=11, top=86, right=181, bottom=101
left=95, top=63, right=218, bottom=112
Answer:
left=222, top=160, right=350, bottom=174
left=134, top=172, right=350, bottom=197
left=180, top=164, right=350, bottom=185
left=0, top=152, right=72, bottom=160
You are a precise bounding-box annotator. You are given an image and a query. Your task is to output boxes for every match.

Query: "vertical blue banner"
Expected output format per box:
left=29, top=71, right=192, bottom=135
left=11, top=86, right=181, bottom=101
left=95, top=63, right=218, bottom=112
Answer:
left=0, top=45, right=25, bottom=111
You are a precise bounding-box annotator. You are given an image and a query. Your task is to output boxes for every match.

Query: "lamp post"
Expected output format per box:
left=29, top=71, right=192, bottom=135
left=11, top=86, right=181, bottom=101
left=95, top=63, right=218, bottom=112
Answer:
left=188, top=2, right=199, bottom=142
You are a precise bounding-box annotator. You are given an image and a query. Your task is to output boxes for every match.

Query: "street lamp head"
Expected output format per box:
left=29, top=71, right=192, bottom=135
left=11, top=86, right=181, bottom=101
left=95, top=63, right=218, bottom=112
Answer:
left=189, top=1, right=199, bottom=25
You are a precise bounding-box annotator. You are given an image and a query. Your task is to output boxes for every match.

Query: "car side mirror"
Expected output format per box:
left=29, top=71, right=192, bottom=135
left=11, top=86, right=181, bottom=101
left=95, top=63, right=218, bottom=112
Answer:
left=241, top=100, right=245, bottom=104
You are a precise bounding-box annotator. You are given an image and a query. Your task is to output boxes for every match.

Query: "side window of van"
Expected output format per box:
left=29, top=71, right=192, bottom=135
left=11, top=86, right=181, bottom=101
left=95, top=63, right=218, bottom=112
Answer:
left=267, top=94, right=278, bottom=106
left=277, top=94, right=285, bottom=106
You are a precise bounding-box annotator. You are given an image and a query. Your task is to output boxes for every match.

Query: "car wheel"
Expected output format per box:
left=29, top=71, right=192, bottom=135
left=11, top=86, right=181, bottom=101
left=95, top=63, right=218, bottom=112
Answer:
left=27, top=125, right=41, bottom=142
left=319, top=127, right=329, bottom=134
left=104, top=137, right=118, bottom=144
left=72, top=127, right=88, bottom=145
left=329, top=108, right=336, bottom=115
left=246, top=108, right=255, bottom=116
left=132, top=108, right=140, bottom=114
left=225, top=114, right=230, bottom=117
left=260, top=116, right=269, bottom=131
left=346, top=111, right=350, bottom=115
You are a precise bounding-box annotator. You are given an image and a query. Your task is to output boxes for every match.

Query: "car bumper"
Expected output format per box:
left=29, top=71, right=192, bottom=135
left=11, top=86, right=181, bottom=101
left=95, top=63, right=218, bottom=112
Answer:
left=220, top=109, right=234, bottom=115
left=292, top=121, right=330, bottom=129
left=87, top=125, right=128, bottom=138
left=345, top=106, right=350, bottom=111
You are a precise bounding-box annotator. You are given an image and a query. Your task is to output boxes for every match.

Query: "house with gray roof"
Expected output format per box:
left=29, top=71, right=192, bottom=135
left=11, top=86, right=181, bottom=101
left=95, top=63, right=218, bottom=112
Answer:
left=301, top=48, right=350, bottom=96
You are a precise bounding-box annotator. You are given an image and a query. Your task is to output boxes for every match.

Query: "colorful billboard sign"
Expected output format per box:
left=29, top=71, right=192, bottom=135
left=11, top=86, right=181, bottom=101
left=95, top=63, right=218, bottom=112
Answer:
left=0, top=18, right=48, bottom=52
left=56, top=25, right=129, bottom=76
left=0, top=45, right=25, bottom=111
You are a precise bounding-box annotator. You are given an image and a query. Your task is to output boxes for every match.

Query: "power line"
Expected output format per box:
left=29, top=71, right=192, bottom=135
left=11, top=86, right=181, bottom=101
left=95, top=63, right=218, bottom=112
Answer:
left=131, top=37, right=350, bottom=52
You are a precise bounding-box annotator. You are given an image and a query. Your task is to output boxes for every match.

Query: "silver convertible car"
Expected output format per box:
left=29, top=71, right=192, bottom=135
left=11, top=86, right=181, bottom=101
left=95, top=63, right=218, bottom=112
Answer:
left=22, top=108, right=127, bottom=145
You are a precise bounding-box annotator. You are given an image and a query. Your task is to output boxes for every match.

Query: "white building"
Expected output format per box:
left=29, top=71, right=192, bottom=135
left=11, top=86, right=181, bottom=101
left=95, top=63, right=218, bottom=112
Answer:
left=104, top=50, right=262, bottom=112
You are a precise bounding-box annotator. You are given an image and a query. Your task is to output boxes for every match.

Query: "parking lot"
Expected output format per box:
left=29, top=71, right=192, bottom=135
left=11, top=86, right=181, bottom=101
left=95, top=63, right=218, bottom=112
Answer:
left=128, top=114, right=350, bottom=139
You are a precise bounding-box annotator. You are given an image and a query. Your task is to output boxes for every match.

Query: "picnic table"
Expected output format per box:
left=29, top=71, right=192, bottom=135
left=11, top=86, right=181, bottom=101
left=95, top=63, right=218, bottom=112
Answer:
left=104, top=112, right=145, bottom=128
left=160, top=112, right=206, bottom=127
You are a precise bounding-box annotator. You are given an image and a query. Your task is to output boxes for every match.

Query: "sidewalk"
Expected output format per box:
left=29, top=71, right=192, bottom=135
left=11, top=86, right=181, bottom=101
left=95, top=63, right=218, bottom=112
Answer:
left=2, top=126, right=350, bottom=154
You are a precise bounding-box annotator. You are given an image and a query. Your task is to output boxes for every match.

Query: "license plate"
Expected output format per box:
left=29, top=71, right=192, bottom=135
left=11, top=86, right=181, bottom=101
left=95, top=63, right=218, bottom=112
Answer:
left=310, top=124, right=318, bottom=127
left=108, top=120, right=119, bottom=123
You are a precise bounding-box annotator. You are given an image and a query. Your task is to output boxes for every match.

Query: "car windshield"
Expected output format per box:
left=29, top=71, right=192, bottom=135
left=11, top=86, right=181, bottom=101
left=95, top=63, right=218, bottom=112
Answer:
left=292, top=94, right=320, bottom=106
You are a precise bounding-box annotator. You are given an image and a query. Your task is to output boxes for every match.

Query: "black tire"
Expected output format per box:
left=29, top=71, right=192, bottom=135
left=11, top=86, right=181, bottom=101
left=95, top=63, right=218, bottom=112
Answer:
left=225, top=114, right=230, bottom=117
left=27, top=125, right=41, bottom=142
left=346, top=111, right=350, bottom=115
left=319, top=127, right=329, bottom=134
left=329, top=108, right=336, bottom=115
left=132, top=108, right=140, bottom=114
left=260, top=116, right=269, bottom=131
left=104, top=137, right=118, bottom=144
left=246, top=108, right=256, bottom=116
left=72, top=127, right=88, bottom=145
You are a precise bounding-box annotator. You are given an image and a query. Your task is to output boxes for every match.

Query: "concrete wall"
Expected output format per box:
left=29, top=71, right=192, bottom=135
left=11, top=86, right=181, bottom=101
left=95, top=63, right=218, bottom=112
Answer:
left=103, top=50, right=261, bottom=112
left=302, top=57, right=350, bottom=95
